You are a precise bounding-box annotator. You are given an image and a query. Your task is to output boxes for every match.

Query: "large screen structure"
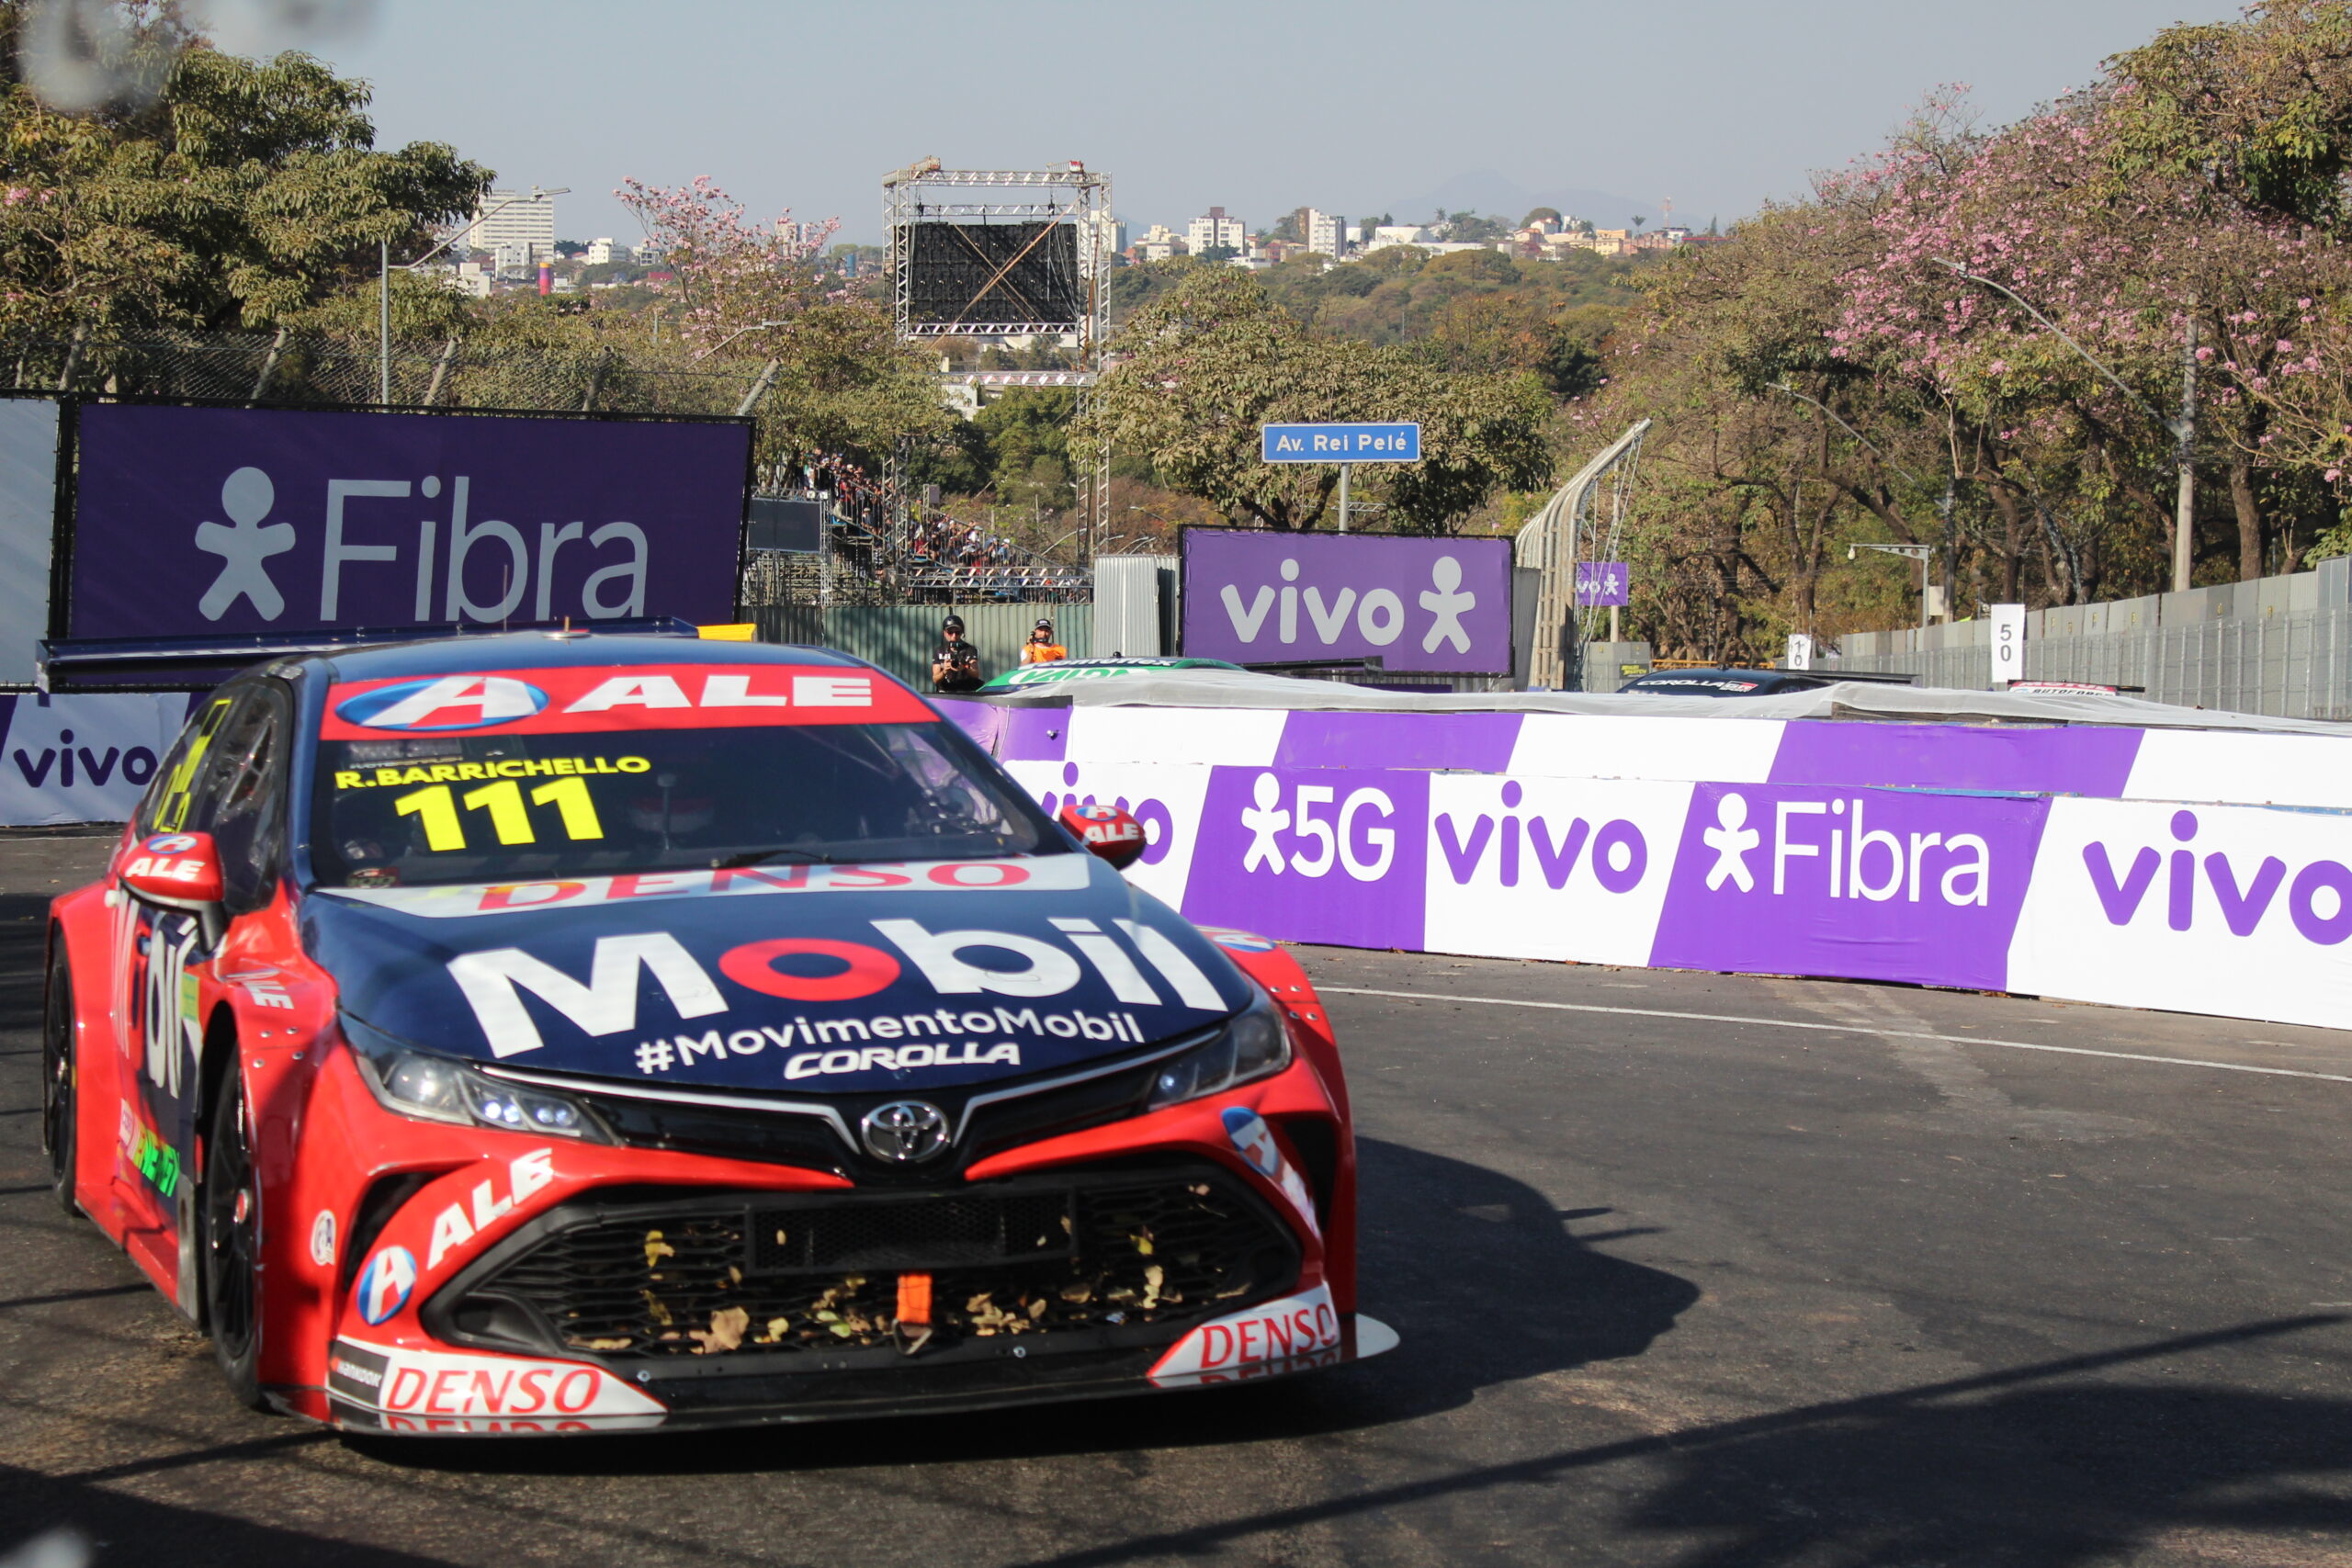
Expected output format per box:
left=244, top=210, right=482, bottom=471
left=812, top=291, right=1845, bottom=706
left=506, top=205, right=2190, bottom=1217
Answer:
left=903, top=220, right=1084, bottom=333
left=885, top=162, right=1111, bottom=350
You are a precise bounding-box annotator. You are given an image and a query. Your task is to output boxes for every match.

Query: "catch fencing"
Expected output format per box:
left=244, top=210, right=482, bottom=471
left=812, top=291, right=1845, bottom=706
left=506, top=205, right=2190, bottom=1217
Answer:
left=1838, top=558, right=2352, bottom=718
left=2, top=326, right=759, bottom=415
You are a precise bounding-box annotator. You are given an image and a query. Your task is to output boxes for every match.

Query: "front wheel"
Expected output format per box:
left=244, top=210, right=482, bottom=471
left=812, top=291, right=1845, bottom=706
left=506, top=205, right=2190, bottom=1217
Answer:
left=203, top=1066, right=268, bottom=1411
left=41, top=942, right=78, bottom=1218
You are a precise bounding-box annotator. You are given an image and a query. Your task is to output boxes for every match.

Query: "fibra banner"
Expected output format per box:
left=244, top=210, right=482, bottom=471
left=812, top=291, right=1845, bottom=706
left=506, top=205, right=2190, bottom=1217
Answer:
left=68, top=405, right=750, bottom=640
left=1180, top=528, right=1513, bottom=675
left=986, top=703, right=2352, bottom=1033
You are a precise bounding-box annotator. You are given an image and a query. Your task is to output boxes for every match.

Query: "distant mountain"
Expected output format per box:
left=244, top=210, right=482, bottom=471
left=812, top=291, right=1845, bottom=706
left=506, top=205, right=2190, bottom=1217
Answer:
left=1355, top=169, right=1667, bottom=231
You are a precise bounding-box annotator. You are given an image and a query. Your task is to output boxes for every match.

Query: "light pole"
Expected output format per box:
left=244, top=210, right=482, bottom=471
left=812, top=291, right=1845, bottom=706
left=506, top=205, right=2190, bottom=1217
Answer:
left=693, top=319, right=795, bottom=361
left=1849, top=541, right=1937, bottom=632
left=1773, top=381, right=1954, bottom=634
left=1933, top=259, right=2196, bottom=592
left=381, top=186, right=568, bottom=403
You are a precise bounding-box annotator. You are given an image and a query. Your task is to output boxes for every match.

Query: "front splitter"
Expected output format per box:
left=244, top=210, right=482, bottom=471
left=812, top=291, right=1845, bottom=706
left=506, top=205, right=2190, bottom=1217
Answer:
left=312, top=1314, right=1398, bottom=1438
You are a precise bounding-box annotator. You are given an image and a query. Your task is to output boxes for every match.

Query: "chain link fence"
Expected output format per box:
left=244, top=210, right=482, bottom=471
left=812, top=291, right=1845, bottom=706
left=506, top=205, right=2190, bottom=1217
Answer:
left=2, top=326, right=762, bottom=415
left=1838, top=603, right=2352, bottom=719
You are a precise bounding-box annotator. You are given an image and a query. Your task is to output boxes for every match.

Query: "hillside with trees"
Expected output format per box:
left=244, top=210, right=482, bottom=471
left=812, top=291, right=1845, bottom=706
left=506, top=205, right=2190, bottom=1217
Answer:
left=1568, top=0, right=2352, bottom=661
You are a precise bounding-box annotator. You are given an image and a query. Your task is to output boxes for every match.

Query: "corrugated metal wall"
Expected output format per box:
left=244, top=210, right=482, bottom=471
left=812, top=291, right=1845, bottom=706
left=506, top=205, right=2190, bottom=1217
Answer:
left=1092, top=554, right=1177, bottom=658
left=1835, top=557, right=2352, bottom=716
left=753, top=603, right=1092, bottom=688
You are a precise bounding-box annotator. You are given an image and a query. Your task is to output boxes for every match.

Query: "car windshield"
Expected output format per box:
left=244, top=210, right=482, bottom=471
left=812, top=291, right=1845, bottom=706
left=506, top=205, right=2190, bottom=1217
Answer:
left=309, top=668, right=1064, bottom=889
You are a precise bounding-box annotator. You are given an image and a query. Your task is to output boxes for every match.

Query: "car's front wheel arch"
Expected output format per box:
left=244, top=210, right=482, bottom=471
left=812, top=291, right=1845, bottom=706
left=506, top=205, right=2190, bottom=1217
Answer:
left=197, top=1007, right=269, bottom=1410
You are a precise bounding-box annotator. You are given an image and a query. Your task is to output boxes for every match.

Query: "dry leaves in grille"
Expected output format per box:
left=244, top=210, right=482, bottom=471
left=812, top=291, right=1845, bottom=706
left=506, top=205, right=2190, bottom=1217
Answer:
left=690, top=1306, right=751, bottom=1355
left=523, top=1177, right=1274, bottom=1357
left=643, top=1230, right=676, bottom=1270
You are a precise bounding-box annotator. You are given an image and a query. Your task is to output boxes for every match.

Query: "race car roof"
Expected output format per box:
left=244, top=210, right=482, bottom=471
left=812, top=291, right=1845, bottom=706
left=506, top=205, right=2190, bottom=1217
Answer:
left=311, top=633, right=871, bottom=684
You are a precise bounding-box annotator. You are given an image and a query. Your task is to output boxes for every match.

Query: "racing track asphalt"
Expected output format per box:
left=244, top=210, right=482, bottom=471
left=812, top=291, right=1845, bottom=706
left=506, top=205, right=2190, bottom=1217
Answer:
left=3, top=829, right=2349, bottom=1567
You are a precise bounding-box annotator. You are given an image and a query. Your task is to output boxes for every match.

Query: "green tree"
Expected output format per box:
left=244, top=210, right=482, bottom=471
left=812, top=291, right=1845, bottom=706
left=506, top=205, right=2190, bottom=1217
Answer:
left=0, top=30, right=492, bottom=333
left=1076, top=267, right=1549, bottom=531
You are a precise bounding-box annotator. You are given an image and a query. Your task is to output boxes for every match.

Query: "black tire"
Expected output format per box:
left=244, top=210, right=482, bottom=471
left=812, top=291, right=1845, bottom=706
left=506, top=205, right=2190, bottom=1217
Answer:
left=40, top=942, right=78, bottom=1218
left=203, top=1066, right=269, bottom=1411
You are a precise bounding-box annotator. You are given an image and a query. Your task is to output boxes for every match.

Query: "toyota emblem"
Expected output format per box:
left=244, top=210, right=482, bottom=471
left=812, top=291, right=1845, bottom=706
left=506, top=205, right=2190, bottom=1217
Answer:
left=860, top=1100, right=950, bottom=1163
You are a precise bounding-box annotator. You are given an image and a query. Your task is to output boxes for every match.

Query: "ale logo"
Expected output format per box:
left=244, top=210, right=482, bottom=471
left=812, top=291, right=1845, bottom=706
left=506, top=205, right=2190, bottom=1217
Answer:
left=356, top=1246, right=418, bottom=1325
left=335, top=675, right=551, bottom=733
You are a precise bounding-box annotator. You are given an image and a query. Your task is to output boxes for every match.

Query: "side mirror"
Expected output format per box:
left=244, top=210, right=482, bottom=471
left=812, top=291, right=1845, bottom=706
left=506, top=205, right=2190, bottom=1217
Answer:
left=120, top=831, right=225, bottom=908
left=1058, top=800, right=1147, bottom=872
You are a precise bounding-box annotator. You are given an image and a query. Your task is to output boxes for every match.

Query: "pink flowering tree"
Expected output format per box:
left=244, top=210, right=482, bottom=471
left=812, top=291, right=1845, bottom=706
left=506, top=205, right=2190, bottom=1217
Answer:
left=1837, top=84, right=2350, bottom=583
left=615, top=175, right=845, bottom=355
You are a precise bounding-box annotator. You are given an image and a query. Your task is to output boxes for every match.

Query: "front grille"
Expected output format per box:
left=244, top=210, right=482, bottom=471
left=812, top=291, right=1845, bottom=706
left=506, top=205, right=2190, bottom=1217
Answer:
left=750, top=1191, right=1072, bottom=1273
left=427, top=1165, right=1298, bottom=1362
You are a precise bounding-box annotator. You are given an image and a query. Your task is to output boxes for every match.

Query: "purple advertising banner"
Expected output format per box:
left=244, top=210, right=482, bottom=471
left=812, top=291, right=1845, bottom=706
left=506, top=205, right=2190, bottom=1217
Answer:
left=69, top=404, right=751, bottom=638
left=1180, top=528, right=1513, bottom=674
left=1574, top=562, right=1630, bottom=607
left=1630, top=782, right=2047, bottom=991
left=1182, top=763, right=1430, bottom=950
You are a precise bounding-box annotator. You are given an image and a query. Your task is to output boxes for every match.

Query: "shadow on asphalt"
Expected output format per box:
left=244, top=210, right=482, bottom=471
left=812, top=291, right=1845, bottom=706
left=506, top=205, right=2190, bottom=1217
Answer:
left=0, top=1469, right=447, bottom=1568
left=986, top=1314, right=2352, bottom=1568
left=340, top=1134, right=1701, bottom=1477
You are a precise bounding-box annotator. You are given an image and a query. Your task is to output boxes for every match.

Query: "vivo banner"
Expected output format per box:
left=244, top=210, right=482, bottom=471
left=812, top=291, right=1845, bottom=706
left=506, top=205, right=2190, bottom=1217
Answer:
left=68, top=405, right=751, bottom=639
left=1180, top=529, right=1513, bottom=674
left=0, top=691, right=196, bottom=826
left=975, top=704, right=2352, bottom=1034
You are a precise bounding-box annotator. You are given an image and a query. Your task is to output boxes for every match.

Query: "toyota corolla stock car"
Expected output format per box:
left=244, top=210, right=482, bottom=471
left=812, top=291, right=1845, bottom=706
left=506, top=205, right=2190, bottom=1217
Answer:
left=41, top=633, right=1392, bottom=1435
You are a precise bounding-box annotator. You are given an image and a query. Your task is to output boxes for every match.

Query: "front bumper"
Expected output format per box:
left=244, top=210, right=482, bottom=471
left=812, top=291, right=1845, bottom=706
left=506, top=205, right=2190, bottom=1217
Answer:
left=324, top=1298, right=1396, bottom=1435
left=281, top=1043, right=1386, bottom=1436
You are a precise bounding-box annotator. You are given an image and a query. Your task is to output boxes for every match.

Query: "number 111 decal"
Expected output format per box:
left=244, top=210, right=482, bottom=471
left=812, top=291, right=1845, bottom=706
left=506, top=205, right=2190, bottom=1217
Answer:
left=392, top=777, right=605, bottom=851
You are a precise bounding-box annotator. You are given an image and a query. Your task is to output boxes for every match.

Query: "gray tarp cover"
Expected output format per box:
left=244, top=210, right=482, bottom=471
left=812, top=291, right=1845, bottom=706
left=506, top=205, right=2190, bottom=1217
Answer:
left=970, top=668, right=2351, bottom=736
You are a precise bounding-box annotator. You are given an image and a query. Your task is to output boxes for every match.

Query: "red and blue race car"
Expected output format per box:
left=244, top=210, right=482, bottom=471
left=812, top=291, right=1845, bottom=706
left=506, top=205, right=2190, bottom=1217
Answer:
left=41, top=632, right=1389, bottom=1435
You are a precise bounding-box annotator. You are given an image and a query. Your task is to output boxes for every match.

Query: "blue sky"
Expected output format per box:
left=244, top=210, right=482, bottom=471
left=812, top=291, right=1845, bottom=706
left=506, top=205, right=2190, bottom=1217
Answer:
left=286, top=0, right=2240, bottom=245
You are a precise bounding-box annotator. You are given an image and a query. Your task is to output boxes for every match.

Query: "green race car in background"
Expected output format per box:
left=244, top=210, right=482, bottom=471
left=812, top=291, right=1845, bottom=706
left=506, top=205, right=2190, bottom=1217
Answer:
left=978, top=657, right=1245, bottom=693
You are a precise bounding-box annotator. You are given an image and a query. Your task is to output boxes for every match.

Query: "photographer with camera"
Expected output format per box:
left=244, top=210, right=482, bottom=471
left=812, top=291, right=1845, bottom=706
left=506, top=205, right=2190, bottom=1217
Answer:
left=930, top=615, right=985, bottom=693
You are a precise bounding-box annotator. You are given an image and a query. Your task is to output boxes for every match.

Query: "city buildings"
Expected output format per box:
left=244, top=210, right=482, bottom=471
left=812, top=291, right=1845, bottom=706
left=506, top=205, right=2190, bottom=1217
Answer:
left=1305, top=209, right=1347, bottom=257
left=460, top=189, right=558, bottom=265
left=1133, top=223, right=1183, bottom=262
left=1187, top=207, right=1247, bottom=256
left=583, top=237, right=632, bottom=266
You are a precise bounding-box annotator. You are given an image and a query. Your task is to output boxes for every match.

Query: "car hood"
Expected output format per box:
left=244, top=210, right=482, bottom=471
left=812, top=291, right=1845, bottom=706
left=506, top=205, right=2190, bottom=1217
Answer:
left=302, top=852, right=1250, bottom=1095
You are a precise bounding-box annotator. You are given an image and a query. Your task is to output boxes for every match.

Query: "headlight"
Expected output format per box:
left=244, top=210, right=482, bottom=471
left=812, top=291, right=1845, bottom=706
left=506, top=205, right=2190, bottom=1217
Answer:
left=346, top=1021, right=607, bottom=1142
left=1145, top=988, right=1293, bottom=1111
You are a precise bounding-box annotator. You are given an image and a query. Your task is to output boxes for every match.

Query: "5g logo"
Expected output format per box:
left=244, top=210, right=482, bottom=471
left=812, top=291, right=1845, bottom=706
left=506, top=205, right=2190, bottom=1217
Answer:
left=1239, top=774, right=1396, bottom=882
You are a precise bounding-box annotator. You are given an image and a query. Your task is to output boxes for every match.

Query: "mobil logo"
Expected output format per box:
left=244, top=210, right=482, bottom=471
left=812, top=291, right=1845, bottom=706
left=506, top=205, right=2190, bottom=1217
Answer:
left=1432, top=779, right=1648, bottom=893
left=442, top=915, right=1241, bottom=1066
left=2081, top=807, right=2352, bottom=944
left=1184, top=765, right=1428, bottom=951
left=335, top=675, right=551, bottom=732
left=1038, top=761, right=1175, bottom=868
left=1649, top=784, right=2049, bottom=993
